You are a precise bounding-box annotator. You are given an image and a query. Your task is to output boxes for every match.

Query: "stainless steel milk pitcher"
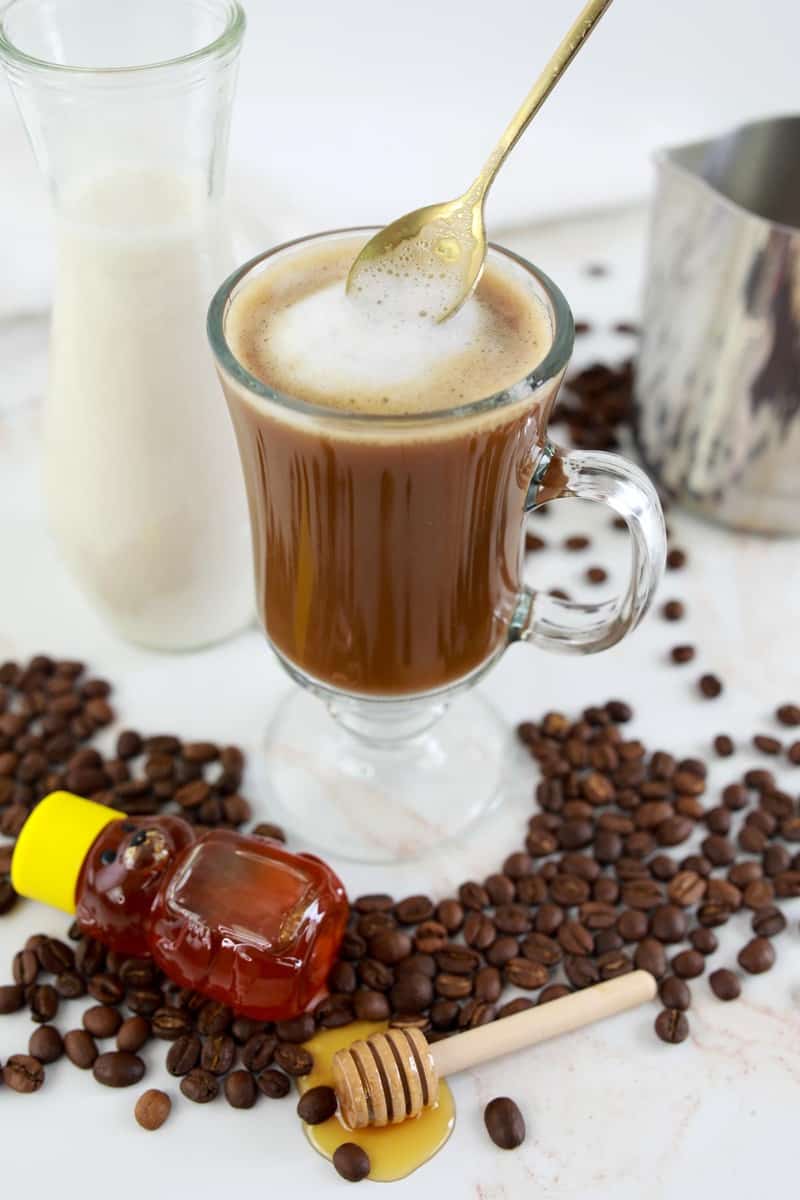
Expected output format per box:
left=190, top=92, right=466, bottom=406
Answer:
left=634, top=115, right=800, bottom=535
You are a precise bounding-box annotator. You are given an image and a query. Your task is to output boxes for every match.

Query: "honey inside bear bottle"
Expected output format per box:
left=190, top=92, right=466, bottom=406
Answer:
left=12, top=791, right=348, bottom=1020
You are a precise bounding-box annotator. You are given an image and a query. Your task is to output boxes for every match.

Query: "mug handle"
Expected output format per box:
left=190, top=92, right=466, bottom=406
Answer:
left=510, top=442, right=667, bottom=652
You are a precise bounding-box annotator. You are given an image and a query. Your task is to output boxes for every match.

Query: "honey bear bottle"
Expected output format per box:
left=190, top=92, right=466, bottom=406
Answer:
left=12, top=792, right=348, bottom=1021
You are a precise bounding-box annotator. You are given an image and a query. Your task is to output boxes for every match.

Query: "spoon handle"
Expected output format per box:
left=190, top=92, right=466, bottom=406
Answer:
left=474, top=0, right=615, bottom=198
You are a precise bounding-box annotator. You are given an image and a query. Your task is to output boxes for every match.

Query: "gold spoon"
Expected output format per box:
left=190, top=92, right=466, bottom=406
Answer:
left=347, top=0, right=614, bottom=322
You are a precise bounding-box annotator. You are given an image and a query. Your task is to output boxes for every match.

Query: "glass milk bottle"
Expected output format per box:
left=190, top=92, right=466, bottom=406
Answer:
left=0, top=0, right=253, bottom=649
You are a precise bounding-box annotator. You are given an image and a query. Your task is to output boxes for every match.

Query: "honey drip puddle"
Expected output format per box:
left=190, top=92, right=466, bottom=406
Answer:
left=299, top=1022, right=455, bottom=1181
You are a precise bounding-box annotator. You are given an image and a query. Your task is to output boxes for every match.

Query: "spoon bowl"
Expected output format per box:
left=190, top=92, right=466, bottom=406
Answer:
left=347, top=0, right=614, bottom=322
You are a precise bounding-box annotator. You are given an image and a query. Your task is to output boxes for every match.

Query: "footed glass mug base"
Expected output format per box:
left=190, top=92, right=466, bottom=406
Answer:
left=259, top=685, right=511, bottom=864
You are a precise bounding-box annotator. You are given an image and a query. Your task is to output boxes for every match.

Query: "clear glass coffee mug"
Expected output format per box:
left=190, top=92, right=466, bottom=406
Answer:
left=208, top=229, right=666, bottom=862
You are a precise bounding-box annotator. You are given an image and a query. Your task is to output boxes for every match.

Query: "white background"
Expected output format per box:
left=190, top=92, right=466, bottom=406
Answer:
left=2, top=0, right=799, bottom=312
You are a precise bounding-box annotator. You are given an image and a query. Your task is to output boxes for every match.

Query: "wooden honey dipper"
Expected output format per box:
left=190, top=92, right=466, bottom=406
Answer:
left=333, top=970, right=656, bottom=1129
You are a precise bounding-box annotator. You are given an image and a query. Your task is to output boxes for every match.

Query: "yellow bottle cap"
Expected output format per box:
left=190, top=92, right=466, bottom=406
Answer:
left=11, top=792, right=123, bottom=915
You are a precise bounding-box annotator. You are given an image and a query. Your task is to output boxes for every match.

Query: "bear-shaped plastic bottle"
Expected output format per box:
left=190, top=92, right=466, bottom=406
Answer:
left=12, top=792, right=348, bottom=1020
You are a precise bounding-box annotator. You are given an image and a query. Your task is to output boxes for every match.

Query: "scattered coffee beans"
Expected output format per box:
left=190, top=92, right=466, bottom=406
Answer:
left=333, top=1142, right=371, bottom=1183
left=654, top=1008, right=689, bottom=1044
left=297, top=1085, right=338, bottom=1125
left=709, top=969, right=741, bottom=1001
left=484, top=1096, right=526, bottom=1149
left=93, top=1050, right=145, bottom=1088
left=3, top=1053, right=45, bottom=1092
left=737, top=938, right=775, bottom=974
left=135, top=1089, right=171, bottom=1130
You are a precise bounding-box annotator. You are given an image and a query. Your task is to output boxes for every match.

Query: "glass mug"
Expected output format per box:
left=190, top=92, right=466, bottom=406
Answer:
left=208, top=229, right=666, bottom=862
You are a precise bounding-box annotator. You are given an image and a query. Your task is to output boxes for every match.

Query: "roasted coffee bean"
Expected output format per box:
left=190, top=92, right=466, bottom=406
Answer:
left=775, top=870, right=800, bottom=897
left=166, top=1034, right=202, bottom=1076
left=390, top=973, right=434, bottom=1013
left=238, top=1031, right=276, bottom=1073
left=93, top=1050, right=145, bottom=1088
left=656, top=817, right=694, bottom=847
left=430, top=999, right=459, bottom=1030
left=753, top=735, right=781, bottom=755
left=219, top=1069, right=256, bottom=1110
left=358, top=959, right=393, bottom=992
left=135, top=1088, right=171, bottom=1130
left=503, top=958, right=548, bottom=990
left=484, top=1096, right=526, bottom=1150
left=435, top=972, right=473, bottom=1000
left=696, top=902, right=732, bottom=927
left=353, top=893, right=394, bottom=914
left=338, top=931, right=367, bottom=960
left=458, top=881, right=490, bottom=910
left=634, top=938, right=667, bottom=979
left=622, top=879, right=663, bottom=910
left=151, top=1007, right=192, bottom=1041
left=3, top=1053, right=45, bottom=1093
left=594, top=929, right=624, bottom=955
left=667, top=871, right=706, bottom=908
left=649, top=905, right=687, bottom=944
left=180, top=1068, right=219, bottom=1103
left=737, top=937, right=775, bottom=974
left=742, top=879, right=774, bottom=911
left=564, top=955, right=599, bottom=989
left=36, top=936, right=75, bottom=974
left=557, top=921, right=593, bottom=956
left=435, top=899, right=464, bottom=932
left=369, top=929, right=412, bottom=965
left=327, top=962, right=357, bottom=995
left=87, top=973, right=124, bottom=1005
left=776, top=702, right=800, bottom=726
left=251, top=821, right=286, bottom=843
left=698, top=674, right=722, bottom=698
left=29, top=983, right=58, bottom=1023
left=714, top=734, right=735, bottom=757
left=276, top=1013, right=315, bottom=1043
left=701, top=835, right=735, bottom=867
left=201, top=1034, right=235, bottom=1076
left=709, top=968, right=741, bottom=1001
left=296, top=1084, right=338, bottom=1125
left=484, top=937, right=519, bottom=968
left=659, top=976, right=691, bottom=1011
left=596, top=951, right=632, bottom=980
left=649, top=854, right=678, bottom=881
left=463, top=911, right=496, bottom=949
left=29, top=1025, right=63, bottom=1064
left=662, top=599, right=685, bottom=621
left=473, top=965, right=502, bottom=1003
left=617, top=909, right=649, bottom=942
left=494, top=904, right=531, bottom=935
left=414, top=921, right=448, bottom=954
left=273, top=1043, right=313, bottom=1076
left=12, top=948, right=39, bottom=987
left=655, top=1008, right=689, bottom=1044
left=0, top=983, right=25, bottom=1013
left=435, top=945, right=480, bottom=976
left=537, top=985, right=571, bottom=1006
left=117, top=1016, right=150, bottom=1054
left=334, top=1142, right=371, bottom=1182
left=520, top=932, right=562, bottom=967
left=751, top=906, right=786, bottom=937
left=64, top=1029, right=98, bottom=1069
left=670, top=644, right=695, bottom=664
left=394, top=954, right=436, bottom=980
left=690, top=928, right=718, bottom=955
left=83, top=1005, right=122, bottom=1039
left=728, top=861, right=762, bottom=888
left=126, top=988, right=162, bottom=1016
left=671, top=950, right=705, bottom=979
left=196, top=1001, right=231, bottom=1036
left=350, top=984, right=391, bottom=1022
left=252, top=1068, right=288, bottom=1099
left=707, top=878, right=742, bottom=911
left=535, top=903, right=565, bottom=935
left=393, top=895, right=434, bottom=924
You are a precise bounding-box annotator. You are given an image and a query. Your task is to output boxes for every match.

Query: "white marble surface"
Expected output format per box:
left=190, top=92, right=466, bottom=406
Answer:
left=2, top=205, right=800, bottom=1198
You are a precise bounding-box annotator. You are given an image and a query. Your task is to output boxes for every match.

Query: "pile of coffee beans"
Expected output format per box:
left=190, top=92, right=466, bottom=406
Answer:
left=0, top=655, right=262, bottom=915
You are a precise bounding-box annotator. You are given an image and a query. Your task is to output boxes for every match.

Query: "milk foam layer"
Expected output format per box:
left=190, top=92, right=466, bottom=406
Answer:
left=227, top=238, right=551, bottom=416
